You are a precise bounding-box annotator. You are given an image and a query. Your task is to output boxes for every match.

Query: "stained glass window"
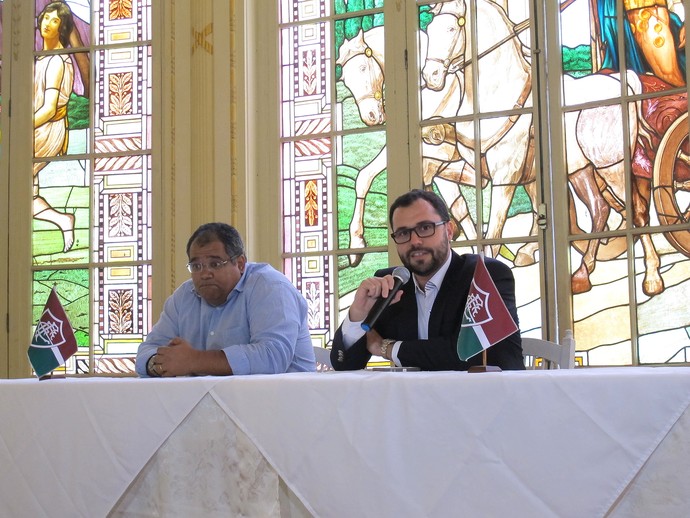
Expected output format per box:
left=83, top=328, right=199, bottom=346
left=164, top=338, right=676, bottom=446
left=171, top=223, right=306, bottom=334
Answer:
left=31, top=0, right=152, bottom=375
left=277, top=0, right=690, bottom=366
left=561, top=0, right=690, bottom=365
left=278, top=0, right=543, bottom=352
left=417, top=0, right=543, bottom=337
left=280, top=1, right=389, bottom=349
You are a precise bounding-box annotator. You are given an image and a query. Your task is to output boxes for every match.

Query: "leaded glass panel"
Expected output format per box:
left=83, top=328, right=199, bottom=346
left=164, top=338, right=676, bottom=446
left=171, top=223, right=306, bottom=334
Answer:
left=276, top=0, right=689, bottom=366
left=280, top=2, right=390, bottom=347
left=31, top=0, right=152, bottom=376
left=562, top=0, right=690, bottom=365
left=418, top=0, right=543, bottom=341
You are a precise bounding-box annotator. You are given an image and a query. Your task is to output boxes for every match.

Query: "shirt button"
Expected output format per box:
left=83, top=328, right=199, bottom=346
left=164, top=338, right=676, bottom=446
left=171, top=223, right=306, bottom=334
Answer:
left=210, top=331, right=215, bottom=336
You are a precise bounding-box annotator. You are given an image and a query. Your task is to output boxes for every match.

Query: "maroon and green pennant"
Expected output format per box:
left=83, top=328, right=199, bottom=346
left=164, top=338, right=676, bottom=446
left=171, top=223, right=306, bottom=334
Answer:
left=457, top=255, right=518, bottom=361
left=28, top=286, right=77, bottom=378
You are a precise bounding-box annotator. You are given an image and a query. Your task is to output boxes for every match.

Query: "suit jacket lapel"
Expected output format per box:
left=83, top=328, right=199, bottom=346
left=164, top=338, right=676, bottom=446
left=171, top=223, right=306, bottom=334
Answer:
left=428, top=252, right=470, bottom=336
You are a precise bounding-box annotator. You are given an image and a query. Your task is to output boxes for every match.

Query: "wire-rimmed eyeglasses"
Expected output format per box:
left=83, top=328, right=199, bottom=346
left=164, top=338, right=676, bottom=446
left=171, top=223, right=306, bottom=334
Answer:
left=390, top=221, right=448, bottom=244
left=186, top=259, right=231, bottom=273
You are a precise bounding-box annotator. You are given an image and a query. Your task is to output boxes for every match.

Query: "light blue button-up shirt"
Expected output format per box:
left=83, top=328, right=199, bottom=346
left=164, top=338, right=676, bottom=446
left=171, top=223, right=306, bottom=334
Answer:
left=135, top=262, right=316, bottom=376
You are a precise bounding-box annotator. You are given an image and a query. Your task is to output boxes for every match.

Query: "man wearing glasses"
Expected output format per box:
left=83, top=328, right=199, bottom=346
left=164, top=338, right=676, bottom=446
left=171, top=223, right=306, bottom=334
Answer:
left=331, top=189, right=524, bottom=371
left=136, top=222, right=316, bottom=377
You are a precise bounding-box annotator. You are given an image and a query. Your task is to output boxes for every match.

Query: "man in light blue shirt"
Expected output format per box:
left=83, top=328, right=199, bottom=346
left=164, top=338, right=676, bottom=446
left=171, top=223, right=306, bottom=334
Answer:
left=136, top=223, right=315, bottom=377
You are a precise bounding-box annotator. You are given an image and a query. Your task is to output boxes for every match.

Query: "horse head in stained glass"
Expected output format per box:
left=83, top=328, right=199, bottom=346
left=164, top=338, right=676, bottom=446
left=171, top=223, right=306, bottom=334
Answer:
left=422, top=0, right=468, bottom=93
left=336, top=27, right=385, bottom=126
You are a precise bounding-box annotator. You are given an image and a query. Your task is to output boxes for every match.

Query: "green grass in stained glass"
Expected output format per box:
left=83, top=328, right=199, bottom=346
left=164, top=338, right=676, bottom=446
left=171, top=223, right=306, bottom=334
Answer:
left=342, top=131, right=385, bottom=168
left=32, top=182, right=89, bottom=265
left=337, top=82, right=370, bottom=128
left=336, top=166, right=388, bottom=250
left=337, top=130, right=388, bottom=250
left=338, top=251, right=389, bottom=297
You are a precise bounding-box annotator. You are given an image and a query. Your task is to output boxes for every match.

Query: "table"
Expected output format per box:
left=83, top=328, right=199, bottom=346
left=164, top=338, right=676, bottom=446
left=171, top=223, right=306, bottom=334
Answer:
left=2, top=368, right=690, bottom=517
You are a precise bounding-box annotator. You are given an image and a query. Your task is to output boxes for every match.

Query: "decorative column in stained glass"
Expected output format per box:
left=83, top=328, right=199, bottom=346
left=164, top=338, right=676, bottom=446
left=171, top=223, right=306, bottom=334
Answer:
left=92, top=1, right=152, bottom=373
left=280, top=13, right=335, bottom=346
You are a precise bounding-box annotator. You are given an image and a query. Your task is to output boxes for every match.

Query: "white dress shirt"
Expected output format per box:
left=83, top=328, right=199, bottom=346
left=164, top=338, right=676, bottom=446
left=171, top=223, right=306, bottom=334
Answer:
left=342, top=252, right=453, bottom=366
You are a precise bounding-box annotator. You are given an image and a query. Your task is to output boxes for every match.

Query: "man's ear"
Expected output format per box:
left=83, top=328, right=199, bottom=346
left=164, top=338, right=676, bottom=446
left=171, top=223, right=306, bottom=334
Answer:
left=236, top=254, right=247, bottom=272
left=447, top=219, right=458, bottom=241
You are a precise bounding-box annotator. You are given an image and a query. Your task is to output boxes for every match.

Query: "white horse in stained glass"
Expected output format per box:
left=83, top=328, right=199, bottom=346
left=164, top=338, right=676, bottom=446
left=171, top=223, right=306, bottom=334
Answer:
left=336, top=27, right=386, bottom=264
left=337, top=27, right=479, bottom=266
left=422, top=0, right=539, bottom=267
left=422, top=0, right=665, bottom=296
left=337, top=27, right=386, bottom=127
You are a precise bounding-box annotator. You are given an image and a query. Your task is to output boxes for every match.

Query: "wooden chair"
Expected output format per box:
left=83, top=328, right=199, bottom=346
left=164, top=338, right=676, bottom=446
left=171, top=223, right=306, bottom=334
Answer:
left=313, top=346, right=333, bottom=371
left=521, top=330, right=576, bottom=369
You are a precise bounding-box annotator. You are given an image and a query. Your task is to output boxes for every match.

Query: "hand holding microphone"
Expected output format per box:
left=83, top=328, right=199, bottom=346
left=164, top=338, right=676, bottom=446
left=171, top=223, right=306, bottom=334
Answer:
left=361, top=266, right=411, bottom=331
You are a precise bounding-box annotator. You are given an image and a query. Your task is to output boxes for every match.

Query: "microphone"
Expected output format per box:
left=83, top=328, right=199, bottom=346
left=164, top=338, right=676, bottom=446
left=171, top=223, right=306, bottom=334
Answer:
left=361, top=266, right=411, bottom=331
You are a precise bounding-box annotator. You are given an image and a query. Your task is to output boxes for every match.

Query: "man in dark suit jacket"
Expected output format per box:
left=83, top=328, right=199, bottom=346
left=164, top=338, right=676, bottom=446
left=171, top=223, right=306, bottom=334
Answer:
left=331, top=189, right=524, bottom=371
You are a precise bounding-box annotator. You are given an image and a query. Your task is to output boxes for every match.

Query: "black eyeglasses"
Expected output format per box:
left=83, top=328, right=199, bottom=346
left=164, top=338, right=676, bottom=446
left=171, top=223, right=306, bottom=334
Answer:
left=390, top=221, right=447, bottom=244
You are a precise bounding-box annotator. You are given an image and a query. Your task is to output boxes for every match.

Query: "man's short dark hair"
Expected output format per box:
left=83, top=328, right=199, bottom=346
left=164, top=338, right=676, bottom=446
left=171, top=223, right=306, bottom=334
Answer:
left=388, top=189, right=450, bottom=228
left=186, top=222, right=245, bottom=260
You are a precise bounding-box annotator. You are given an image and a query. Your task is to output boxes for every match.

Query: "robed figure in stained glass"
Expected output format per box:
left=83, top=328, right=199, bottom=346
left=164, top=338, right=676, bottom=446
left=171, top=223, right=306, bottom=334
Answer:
left=33, top=1, right=76, bottom=252
left=597, top=0, right=685, bottom=86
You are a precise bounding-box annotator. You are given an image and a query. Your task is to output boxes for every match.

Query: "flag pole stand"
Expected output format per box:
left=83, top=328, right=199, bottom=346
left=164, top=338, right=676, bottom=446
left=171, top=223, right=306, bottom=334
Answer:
left=38, top=371, right=66, bottom=381
left=468, top=350, right=502, bottom=373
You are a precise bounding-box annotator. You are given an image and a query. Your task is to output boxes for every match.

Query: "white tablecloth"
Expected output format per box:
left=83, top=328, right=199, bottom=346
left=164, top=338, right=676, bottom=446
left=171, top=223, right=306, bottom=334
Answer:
left=2, top=368, right=690, bottom=517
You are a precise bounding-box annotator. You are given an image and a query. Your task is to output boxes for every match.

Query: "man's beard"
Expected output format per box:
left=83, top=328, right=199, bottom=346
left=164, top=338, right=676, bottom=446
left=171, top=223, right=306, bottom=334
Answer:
left=401, top=244, right=449, bottom=277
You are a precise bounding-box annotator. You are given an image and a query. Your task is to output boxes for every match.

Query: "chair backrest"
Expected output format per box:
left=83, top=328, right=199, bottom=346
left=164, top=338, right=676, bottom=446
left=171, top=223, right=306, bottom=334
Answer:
left=313, top=346, right=333, bottom=371
left=521, top=330, right=576, bottom=369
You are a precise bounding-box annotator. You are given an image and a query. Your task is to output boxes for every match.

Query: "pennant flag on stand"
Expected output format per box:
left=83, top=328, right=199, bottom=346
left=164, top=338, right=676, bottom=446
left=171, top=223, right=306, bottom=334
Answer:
left=28, top=286, right=78, bottom=378
left=457, top=255, right=518, bottom=361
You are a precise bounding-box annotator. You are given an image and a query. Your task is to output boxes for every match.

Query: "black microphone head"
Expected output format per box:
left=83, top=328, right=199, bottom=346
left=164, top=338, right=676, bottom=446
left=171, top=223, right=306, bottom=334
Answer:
left=392, top=266, right=410, bottom=284
left=360, top=266, right=411, bottom=332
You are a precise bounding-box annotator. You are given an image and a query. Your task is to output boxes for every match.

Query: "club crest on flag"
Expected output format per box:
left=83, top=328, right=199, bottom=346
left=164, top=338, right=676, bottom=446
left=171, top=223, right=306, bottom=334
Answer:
left=32, top=309, right=69, bottom=348
left=28, top=286, right=78, bottom=378
left=462, top=282, right=492, bottom=327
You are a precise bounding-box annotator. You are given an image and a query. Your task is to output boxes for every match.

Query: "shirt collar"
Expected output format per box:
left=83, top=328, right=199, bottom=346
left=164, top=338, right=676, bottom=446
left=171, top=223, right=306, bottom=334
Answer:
left=412, top=250, right=453, bottom=294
